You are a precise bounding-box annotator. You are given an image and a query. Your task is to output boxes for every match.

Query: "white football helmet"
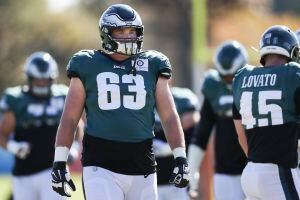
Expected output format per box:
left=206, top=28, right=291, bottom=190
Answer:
left=259, top=25, right=300, bottom=65
left=24, top=51, right=58, bottom=97
left=214, top=40, right=248, bottom=76
left=99, top=4, right=144, bottom=55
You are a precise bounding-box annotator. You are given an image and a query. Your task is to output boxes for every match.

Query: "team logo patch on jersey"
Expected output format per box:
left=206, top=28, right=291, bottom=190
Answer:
left=133, top=59, right=148, bottom=72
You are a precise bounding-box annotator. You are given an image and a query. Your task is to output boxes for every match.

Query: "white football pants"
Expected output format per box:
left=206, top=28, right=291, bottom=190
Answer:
left=12, top=168, right=65, bottom=200
left=241, top=162, right=300, bottom=200
left=83, top=166, right=157, bottom=200
left=213, top=173, right=245, bottom=200
left=157, top=184, right=188, bottom=200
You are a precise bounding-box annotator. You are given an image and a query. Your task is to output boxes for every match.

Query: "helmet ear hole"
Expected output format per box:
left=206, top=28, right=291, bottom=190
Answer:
left=291, top=46, right=300, bottom=62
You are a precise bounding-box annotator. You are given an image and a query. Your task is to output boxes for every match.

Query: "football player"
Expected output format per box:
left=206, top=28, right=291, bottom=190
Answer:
left=0, top=51, right=83, bottom=200
left=188, top=41, right=248, bottom=200
left=51, top=4, right=189, bottom=200
left=232, top=25, right=300, bottom=199
left=154, top=86, right=200, bottom=200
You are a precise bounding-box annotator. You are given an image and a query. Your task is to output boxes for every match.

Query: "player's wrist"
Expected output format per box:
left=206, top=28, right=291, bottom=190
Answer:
left=54, top=146, right=70, bottom=162
left=53, top=161, right=67, bottom=170
left=173, top=147, right=186, bottom=159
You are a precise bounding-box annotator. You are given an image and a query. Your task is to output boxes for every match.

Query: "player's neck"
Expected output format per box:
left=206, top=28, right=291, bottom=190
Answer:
left=109, top=53, right=130, bottom=62
left=264, top=57, right=287, bottom=67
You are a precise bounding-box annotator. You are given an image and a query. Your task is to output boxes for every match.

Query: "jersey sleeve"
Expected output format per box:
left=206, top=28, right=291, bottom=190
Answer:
left=232, top=103, right=242, bottom=120
left=152, top=51, right=172, bottom=79
left=66, top=50, right=93, bottom=80
left=201, top=70, right=219, bottom=101
left=0, top=90, right=14, bottom=113
left=66, top=54, right=81, bottom=79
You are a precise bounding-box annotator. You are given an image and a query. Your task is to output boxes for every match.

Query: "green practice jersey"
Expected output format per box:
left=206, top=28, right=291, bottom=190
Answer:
left=0, top=84, right=68, bottom=128
left=233, top=62, right=300, bottom=130
left=202, top=69, right=233, bottom=117
left=67, top=50, right=172, bottom=142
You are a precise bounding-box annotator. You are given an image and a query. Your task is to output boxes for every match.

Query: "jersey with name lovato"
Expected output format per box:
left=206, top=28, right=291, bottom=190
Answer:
left=232, top=63, right=300, bottom=168
left=67, top=50, right=172, bottom=143
left=0, top=84, right=68, bottom=175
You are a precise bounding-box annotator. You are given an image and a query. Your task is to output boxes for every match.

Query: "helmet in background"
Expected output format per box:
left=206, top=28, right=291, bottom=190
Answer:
left=214, top=40, right=248, bottom=76
left=24, top=51, right=58, bottom=97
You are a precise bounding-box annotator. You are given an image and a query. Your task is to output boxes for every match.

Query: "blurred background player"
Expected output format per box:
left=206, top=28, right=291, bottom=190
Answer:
left=188, top=41, right=248, bottom=200
left=153, top=84, right=200, bottom=200
left=233, top=25, right=300, bottom=200
left=0, top=51, right=83, bottom=200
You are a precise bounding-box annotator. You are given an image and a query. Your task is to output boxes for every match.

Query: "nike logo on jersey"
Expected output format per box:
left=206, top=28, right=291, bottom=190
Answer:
left=113, top=65, right=126, bottom=70
left=241, top=74, right=277, bottom=88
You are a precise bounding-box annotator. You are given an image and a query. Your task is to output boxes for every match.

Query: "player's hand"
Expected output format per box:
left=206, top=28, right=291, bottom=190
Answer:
left=51, top=161, right=76, bottom=197
left=169, top=157, right=190, bottom=188
left=7, top=140, right=31, bottom=159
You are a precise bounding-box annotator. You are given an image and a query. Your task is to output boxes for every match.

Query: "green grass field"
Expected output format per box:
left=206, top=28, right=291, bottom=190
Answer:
left=0, top=173, right=84, bottom=200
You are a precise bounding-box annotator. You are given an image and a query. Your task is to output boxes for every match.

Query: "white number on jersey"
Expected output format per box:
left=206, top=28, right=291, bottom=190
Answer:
left=96, top=72, right=146, bottom=110
left=27, top=97, right=65, bottom=117
left=240, top=90, right=283, bottom=129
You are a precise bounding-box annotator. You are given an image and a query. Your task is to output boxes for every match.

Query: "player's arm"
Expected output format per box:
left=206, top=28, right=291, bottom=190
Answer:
left=0, top=99, right=30, bottom=159
left=0, top=111, right=15, bottom=149
left=155, top=77, right=189, bottom=188
left=67, top=118, right=84, bottom=164
left=55, top=78, right=85, bottom=149
left=156, top=77, right=185, bottom=151
left=188, top=98, right=216, bottom=194
left=232, top=103, right=248, bottom=156
left=52, top=77, right=85, bottom=197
